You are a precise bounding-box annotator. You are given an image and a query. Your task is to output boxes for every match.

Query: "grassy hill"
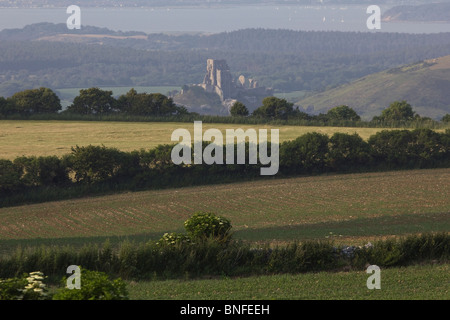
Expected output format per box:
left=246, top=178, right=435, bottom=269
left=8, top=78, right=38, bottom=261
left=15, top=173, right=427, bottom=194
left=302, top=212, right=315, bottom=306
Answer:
left=382, top=3, right=450, bottom=23
left=296, top=56, right=450, bottom=121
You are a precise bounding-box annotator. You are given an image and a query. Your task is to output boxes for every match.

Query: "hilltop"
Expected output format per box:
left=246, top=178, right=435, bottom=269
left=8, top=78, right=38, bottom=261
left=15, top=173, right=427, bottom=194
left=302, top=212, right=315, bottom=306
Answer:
left=296, top=55, right=450, bottom=120
left=383, top=3, right=450, bottom=23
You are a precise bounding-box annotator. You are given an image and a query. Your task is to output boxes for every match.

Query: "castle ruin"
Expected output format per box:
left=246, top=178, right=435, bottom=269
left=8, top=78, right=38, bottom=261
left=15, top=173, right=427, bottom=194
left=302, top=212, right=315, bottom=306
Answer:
left=197, top=59, right=273, bottom=112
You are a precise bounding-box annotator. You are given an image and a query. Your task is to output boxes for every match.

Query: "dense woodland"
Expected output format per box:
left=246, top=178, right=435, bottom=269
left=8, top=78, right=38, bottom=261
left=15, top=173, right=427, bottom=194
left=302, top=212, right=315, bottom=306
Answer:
left=1, top=25, right=450, bottom=96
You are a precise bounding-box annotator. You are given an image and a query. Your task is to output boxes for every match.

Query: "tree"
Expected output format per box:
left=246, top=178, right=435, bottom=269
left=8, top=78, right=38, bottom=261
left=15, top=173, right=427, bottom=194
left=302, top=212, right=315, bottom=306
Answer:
left=368, top=130, right=415, bottom=167
left=0, top=97, right=16, bottom=117
left=117, top=89, right=178, bottom=116
left=280, top=132, right=329, bottom=173
left=0, top=159, right=23, bottom=193
left=32, top=156, right=70, bottom=186
left=442, top=114, right=450, bottom=122
left=291, top=107, right=312, bottom=120
left=375, top=100, right=416, bottom=122
left=229, top=101, right=249, bottom=117
left=67, top=145, right=125, bottom=184
left=252, top=96, right=294, bottom=119
left=326, top=105, right=361, bottom=121
left=9, top=87, right=61, bottom=115
left=327, top=133, right=371, bottom=170
left=67, top=88, right=117, bottom=115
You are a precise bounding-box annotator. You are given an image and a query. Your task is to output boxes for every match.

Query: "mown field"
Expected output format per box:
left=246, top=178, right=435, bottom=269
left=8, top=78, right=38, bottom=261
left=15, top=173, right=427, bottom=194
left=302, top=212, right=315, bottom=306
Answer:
left=126, top=264, right=449, bottom=300
left=0, top=120, right=421, bottom=160
left=1, top=168, right=449, bottom=252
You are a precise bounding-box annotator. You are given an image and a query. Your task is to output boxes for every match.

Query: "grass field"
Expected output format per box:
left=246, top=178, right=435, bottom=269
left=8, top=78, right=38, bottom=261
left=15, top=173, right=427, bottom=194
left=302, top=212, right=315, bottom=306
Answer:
left=1, top=168, right=448, bottom=251
left=0, top=120, right=409, bottom=159
left=126, top=264, right=449, bottom=300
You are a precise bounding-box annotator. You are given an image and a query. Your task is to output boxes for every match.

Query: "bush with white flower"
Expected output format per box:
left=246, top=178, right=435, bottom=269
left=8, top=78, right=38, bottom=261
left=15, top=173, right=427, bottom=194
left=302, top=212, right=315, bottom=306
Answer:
left=157, top=232, right=192, bottom=246
left=184, top=212, right=232, bottom=243
left=0, top=271, right=48, bottom=300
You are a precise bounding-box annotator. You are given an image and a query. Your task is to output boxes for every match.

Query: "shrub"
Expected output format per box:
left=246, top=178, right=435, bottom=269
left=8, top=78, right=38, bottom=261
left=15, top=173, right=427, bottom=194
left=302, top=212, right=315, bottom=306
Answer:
left=67, top=145, right=126, bottom=184
left=279, top=132, right=329, bottom=173
left=0, top=276, right=27, bottom=300
left=52, top=268, right=128, bottom=300
left=267, top=241, right=337, bottom=273
left=327, top=132, right=372, bottom=171
left=184, top=212, right=232, bottom=242
left=0, top=159, right=23, bottom=193
left=0, top=271, right=48, bottom=300
left=157, top=232, right=192, bottom=246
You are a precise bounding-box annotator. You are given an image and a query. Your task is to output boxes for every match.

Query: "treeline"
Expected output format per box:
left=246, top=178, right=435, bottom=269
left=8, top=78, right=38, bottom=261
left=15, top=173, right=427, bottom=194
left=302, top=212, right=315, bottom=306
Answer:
left=1, top=128, right=449, bottom=207
left=2, top=27, right=450, bottom=95
left=0, top=87, right=187, bottom=117
left=235, top=97, right=450, bottom=125
left=2, top=87, right=449, bottom=126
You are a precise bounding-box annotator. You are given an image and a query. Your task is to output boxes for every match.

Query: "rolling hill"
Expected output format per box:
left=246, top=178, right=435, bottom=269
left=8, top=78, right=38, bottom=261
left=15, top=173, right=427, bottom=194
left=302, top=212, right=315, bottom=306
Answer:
left=296, top=55, right=450, bottom=120
left=382, top=3, right=450, bottom=23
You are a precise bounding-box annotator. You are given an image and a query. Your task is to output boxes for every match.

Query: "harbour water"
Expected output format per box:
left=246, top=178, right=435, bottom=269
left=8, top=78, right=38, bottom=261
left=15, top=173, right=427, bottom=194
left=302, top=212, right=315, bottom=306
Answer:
left=1, top=5, right=450, bottom=34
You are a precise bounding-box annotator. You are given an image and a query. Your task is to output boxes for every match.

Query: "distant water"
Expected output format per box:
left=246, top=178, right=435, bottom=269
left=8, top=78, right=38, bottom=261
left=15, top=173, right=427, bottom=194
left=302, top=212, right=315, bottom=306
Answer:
left=1, top=5, right=450, bottom=34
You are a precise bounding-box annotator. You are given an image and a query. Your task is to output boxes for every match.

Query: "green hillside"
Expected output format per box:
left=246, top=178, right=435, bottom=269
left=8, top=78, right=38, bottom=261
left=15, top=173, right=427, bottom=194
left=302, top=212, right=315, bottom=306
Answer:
left=296, top=56, right=450, bottom=120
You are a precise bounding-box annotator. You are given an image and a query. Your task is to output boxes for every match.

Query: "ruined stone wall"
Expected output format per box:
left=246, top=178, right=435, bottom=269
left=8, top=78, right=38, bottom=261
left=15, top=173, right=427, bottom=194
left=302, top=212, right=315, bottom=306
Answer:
left=202, top=59, right=235, bottom=101
left=187, top=59, right=274, bottom=114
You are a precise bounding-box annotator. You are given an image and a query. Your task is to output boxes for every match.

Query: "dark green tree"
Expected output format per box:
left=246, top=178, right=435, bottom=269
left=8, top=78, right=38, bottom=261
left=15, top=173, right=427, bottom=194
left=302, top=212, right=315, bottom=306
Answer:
left=252, top=97, right=294, bottom=119
left=0, top=159, right=23, bottom=193
left=66, top=145, right=125, bottom=184
left=67, top=88, right=117, bottom=115
left=327, top=133, right=371, bottom=170
left=0, top=97, right=15, bottom=116
left=442, top=114, right=450, bottom=122
left=117, top=89, right=178, bottom=116
left=229, top=101, right=249, bottom=117
left=376, top=100, right=416, bottom=122
left=280, top=132, right=329, bottom=173
left=326, top=105, right=361, bottom=121
left=9, top=87, right=61, bottom=115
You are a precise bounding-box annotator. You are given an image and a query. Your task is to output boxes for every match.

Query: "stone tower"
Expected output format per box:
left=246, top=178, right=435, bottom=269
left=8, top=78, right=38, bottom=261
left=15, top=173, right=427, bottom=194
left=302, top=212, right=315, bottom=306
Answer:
left=201, top=59, right=235, bottom=101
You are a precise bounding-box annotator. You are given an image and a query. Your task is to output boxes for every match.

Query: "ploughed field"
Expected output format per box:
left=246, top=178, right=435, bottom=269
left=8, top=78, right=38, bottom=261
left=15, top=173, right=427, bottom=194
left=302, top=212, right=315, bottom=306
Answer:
left=1, top=168, right=448, bottom=249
